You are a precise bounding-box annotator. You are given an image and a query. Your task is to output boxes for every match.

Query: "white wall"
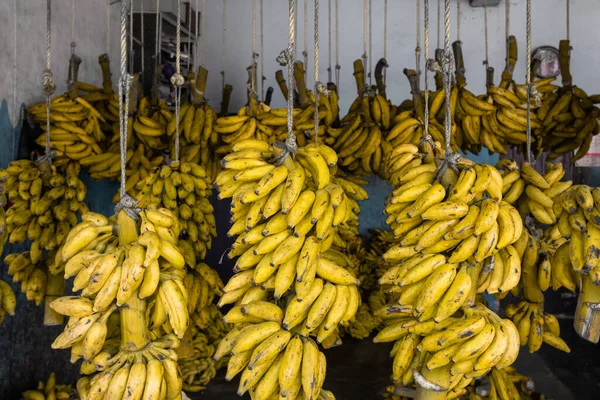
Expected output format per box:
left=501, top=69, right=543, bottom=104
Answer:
left=0, top=0, right=122, bottom=128
left=2, top=0, right=600, bottom=120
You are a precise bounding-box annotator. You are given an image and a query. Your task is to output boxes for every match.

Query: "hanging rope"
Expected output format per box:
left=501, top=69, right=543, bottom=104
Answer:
left=437, top=0, right=441, bottom=49
left=202, top=0, right=206, bottom=66
left=155, top=0, right=161, bottom=69
left=525, top=0, right=533, bottom=163
left=303, top=0, right=308, bottom=72
left=39, top=0, right=56, bottom=166
left=383, top=0, right=387, bottom=84
left=107, top=0, right=111, bottom=56
left=141, top=0, right=145, bottom=76
left=171, top=0, right=185, bottom=163
left=566, top=0, right=570, bottom=41
left=12, top=0, right=17, bottom=159
left=327, top=0, right=332, bottom=83
left=483, top=0, right=489, bottom=68
left=195, top=0, right=199, bottom=71
left=221, top=0, right=226, bottom=89
left=71, top=0, right=76, bottom=54
left=116, top=0, right=139, bottom=218
left=249, top=0, right=258, bottom=99
left=362, top=0, right=367, bottom=74
left=423, top=0, right=431, bottom=139
left=274, top=0, right=298, bottom=164
left=260, top=0, right=265, bottom=100
left=456, top=0, right=460, bottom=42
left=416, top=0, right=421, bottom=76
left=368, top=0, right=372, bottom=85
left=505, top=0, right=510, bottom=40
left=129, top=0, right=134, bottom=73
left=314, top=0, right=329, bottom=144
left=335, top=0, right=340, bottom=88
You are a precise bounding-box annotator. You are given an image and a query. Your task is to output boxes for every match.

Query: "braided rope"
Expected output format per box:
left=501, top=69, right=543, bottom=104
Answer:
left=12, top=0, right=17, bottom=157
left=362, top=0, right=367, bottom=73
left=335, top=0, right=340, bottom=89
left=327, top=0, right=332, bottom=83
left=260, top=0, right=265, bottom=100
left=117, top=0, right=139, bottom=218
left=170, top=0, right=185, bottom=163
left=525, top=0, right=533, bottom=164
left=274, top=0, right=298, bottom=165
left=40, top=0, right=56, bottom=165
left=456, top=0, right=460, bottom=42
left=129, top=0, right=133, bottom=73
left=313, top=0, right=329, bottom=144
left=437, top=0, right=441, bottom=49
left=423, top=0, right=431, bottom=138
left=368, top=0, right=372, bottom=85
left=303, top=0, right=308, bottom=73
left=416, top=0, right=421, bottom=76
left=71, top=0, right=76, bottom=53
left=383, top=0, right=387, bottom=84
left=483, top=0, right=489, bottom=67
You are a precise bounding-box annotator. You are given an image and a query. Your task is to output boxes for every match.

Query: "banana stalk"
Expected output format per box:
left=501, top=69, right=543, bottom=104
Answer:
left=120, top=290, right=150, bottom=352
left=68, top=53, right=82, bottom=100
left=558, top=40, right=572, bottom=89
left=44, top=272, right=65, bottom=326
left=99, top=54, right=113, bottom=95
left=294, top=62, right=310, bottom=108
left=414, top=363, right=451, bottom=400
left=353, top=59, right=366, bottom=95
left=220, top=83, right=234, bottom=117
left=574, top=274, right=600, bottom=343
left=500, top=36, right=518, bottom=88
left=452, top=41, right=466, bottom=88
left=375, top=58, right=389, bottom=99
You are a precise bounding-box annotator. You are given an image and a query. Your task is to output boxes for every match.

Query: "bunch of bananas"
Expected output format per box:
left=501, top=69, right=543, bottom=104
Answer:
left=214, top=138, right=364, bottom=399
left=118, top=161, right=216, bottom=260
left=183, top=264, right=224, bottom=321
left=28, top=94, right=105, bottom=162
left=2, top=160, right=88, bottom=250
left=505, top=301, right=570, bottom=353
left=4, top=251, right=51, bottom=306
left=538, top=40, right=600, bottom=160
left=332, top=60, right=391, bottom=178
left=374, top=304, right=519, bottom=394
left=179, top=319, right=229, bottom=392
left=21, top=372, right=74, bottom=400
left=341, top=302, right=381, bottom=340
left=48, top=207, right=195, bottom=399
left=465, top=366, right=543, bottom=400
left=0, top=280, right=16, bottom=325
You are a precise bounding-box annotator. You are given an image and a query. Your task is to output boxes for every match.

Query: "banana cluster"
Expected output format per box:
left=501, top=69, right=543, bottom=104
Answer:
left=119, top=161, right=216, bottom=260
left=215, top=329, right=332, bottom=399
left=2, top=160, right=88, bottom=250
left=4, top=251, right=51, bottom=306
left=0, top=280, right=16, bottom=325
left=374, top=304, right=519, bottom=394
left=506, top=301, right=570, bottom=354
left=29, top=95, right=105, bottom=162
left=184, top=264, right=224, bottom=319
left=21, top=372, right=74, bottom=400
left=179, top=314, right=229, bottom=392
left=214, top=138, right=366, bottom=399
left=341, top=302, right=381, bottom=340
left=466, top=366, right=543, bottom=400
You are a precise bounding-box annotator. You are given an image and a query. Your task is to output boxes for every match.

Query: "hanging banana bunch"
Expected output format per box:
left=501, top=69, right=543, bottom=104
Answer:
left=464, top=366, right=545, bottom=400
left=505, top=300, right=570, bottom=354
left=164, top=66, right=223, bottom=183
left=213, top=136, right=363, bottom=399
left=539, top=40, right=600, bottom=160
left=0, top=159, right=88, bottom=313
left=333, top=60, right=391, bottom=179
left=0, top=280, right=16, bottom=326
left=21, top=372, right=75, bottom=400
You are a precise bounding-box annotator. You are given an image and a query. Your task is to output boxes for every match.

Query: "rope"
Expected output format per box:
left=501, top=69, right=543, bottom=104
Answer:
left=130, top=0, right=134, bottom=73
left=314, top=0, right=329, bottom=145
left=566, top=0, right=570, bottom=41
left=117, top=0, right=139, bottom=219
left=335, top=0, right=340, bottom=88
left=368, top=0, right=372, bottom=85
left=249, top=0, right=258, bottom=99
left=221, top=0, right=226, bottom=89
left=141, top=0, right=145, bottom=76
left=40, top=0, right=56, bottom=166
left=12, top=0, right=17, bottom=157
left=275, top=0, right=298, bottom=165
left=327, top=0, right=332, bottom=83
left=155, top=0, right=160, bottom=69
left=383, top=0, right=387, bottom=84
left=437, top=0, right=441, bottom=49
left=187, top=5, right=191, bottom=74
left=424, top=0, right=431, bottom=138
left=525, top=0, right=532, bottom=164
left=107, top=0, right=111, bottom=56
left=260, top=0, right=265, bottom=100
left=171, top=0, right=185, bottom=163
left=483, top=0, right=489, bottom=68
left=363, top=0, right=367, bottom=74
left=505, top=0, right=510, bottom=39
left=456, top=0, right=460, bottom=42
left=303, top=0, right=308, bottom=74
left=71, top=0, right=76, bottom=54
left=416, top=0, right=421, bottom=77
left=195, top=0, right=199, bottom=71
left=202, top=0, right=206, bottom=66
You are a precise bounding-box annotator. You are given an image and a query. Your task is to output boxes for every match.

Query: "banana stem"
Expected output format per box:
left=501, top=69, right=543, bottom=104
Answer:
left=99, top=54, right=114, bottom=95
left=452, top=41, right=466, bottom=88
left=353, top=59, right=365, bottom=95
left=151, top=64, right=164, bottom=106
left=574, top=275, right=600, bottom=343
left=375, top=58, right=388, bottom=99
left=120, top=290, right=150, bottom=352
left=220, top=84, right=233, bottom=117
left=194, top=66, right=209, bottom=104
left=486, top=66, right=495, bottom=91
left=128, top=75, right=140, bottom=114
left=414, top=364, right=451, bottom=400
left=558, top=40, right=572, bottom=89
left=404, top=69, right=424, bottom=123
left=434, top=49, right=444, bottom=91
left=275, top=70, right=289, bottom=101
left=43, top=272, right=65, bottom=326
left=500, top=36, right=518, bottom=89
left=294, top=62, right=310, bottom=109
